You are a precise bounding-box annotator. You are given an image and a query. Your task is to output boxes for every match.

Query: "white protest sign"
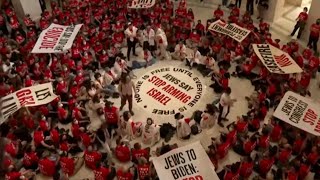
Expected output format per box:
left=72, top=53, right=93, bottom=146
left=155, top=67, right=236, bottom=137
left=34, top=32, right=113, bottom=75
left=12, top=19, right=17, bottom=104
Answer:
left=128, top=0, right=155, bottom=8
left=208, top=20, right=251, bottom=42
left=152, top=141, right=219, bottom=180
left=252, top=44, right=303, bottom=74
left=273, top=91, right=320, bottom=136
left=32, top=23, right=82, bottom=53
left=0, top=83, right=58, bottom=124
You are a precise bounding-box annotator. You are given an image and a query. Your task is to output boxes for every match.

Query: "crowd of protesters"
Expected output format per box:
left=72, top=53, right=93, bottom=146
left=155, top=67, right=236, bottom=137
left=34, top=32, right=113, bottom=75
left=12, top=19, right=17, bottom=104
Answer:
left=0, top=0, right=320, bottom=179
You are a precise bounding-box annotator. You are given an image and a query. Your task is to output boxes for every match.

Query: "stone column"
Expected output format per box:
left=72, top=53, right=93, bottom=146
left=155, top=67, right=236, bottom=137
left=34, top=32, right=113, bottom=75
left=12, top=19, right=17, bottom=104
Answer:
left=302, top=0, right=320, bottom=47
left=264, top=0, right=286, bottom=22
left=11, top=0, right=42, bottom=21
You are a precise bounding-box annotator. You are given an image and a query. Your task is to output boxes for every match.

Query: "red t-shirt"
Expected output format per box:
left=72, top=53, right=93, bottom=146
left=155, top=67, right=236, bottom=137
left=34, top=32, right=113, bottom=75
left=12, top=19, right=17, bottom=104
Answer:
left=259, top=135, right=270, bottom=149
left=309, top=56, right=319, bottom=70
left=84, top=151, right=102, bottom=169
left=240, top=161, right=253, bottom=178
left=217, top=141, right=230, bottom=158
left=298, top=12, right=308, bottom=22
left=50, top=129, right=60, bottom=144
left=307, top=152, right=319, bottom=165
left=71, top=123, right=81, bottom=139
left=236, top=121, right=248, bottom=133
left=33, top=130, right=44, bottom=146
left=226, top=130, right=237, bottom=145
left=115, top=145, right=131, bottom=162
left=270, top=125, right=282, bottom=141
left=94, top=167, right=110, bottom=180
left=117, top=170, right=134, bottom=180
left=214, top=9, right=224, bottom=18
left=278, top=149, right=292, bottom=164
left=293, top=139, right=304, bottom=154
left=132, top=149, right=149, bottom=162
left=23, top=152, right=39, bottom=167
left=5, top=142, right=17, bottom=157
left=243, top=141, right=256, bottom=154
left=259, top=158, right=274, bottom=174
left=39, top=158, right=56, bottom=176
left=300, top=73, right=311, bottom=88
left=5, top=172, right=21, bottom=180
left=60, top=157, right=75, bottom=176
left=310, top=23, right=320, bottom=37
left=299, top=164, right=310, bottom=179
left=138, top=164, right=150, bottom=180
left=104, top=106, right=118, bottom=125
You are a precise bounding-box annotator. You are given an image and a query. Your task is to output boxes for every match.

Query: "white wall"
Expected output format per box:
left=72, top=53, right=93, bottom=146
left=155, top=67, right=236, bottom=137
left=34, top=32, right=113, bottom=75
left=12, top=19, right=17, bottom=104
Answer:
left=265, top=0, right=285, bottom=22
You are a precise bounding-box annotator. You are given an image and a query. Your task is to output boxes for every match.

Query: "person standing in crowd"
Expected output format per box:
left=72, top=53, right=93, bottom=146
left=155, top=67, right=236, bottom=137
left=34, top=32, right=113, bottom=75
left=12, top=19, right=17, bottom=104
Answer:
left=256, top=0, right=269, bottom=19
left=118, top=73, right=136, bottom=115
left=291, top=7, right=308, bottom=39
left=38, top=0, right=46, bottom=12
left=246, top=0, right=254, bottom=15
left=308, top=18, right=320, bottom=53
left=124, top=22, right=138, bottom=61
left=143, top=25, right=156, bottom=57
left=218, top=87, right=236, bottom=127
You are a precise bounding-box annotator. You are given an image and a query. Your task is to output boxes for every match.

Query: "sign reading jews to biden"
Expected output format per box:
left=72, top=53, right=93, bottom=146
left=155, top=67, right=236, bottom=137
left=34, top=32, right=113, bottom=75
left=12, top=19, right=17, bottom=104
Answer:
left=152, top=141, right=219, bottom=180
left=135, top=67, right=203, bottom=116
left=273, top=91, right=320, bottom=136
left=32, top=23, right=82, bottom=53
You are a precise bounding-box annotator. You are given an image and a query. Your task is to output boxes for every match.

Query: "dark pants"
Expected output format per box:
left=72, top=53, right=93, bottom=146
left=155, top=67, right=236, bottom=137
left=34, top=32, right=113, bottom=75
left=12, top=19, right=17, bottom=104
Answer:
left=0, top=24, right=8, bottom=35
left=39, top=0, right=46, bottom=12
left=307, top=35, right=319, bottom=53
left=127, top=38, right=137, bottom=61
left=120, top=95, right=133, bottom=112
left=246, top=0, right=254, bottom=15
left=185, top=59, right=198, bottom=68
left=218, top=104, right=230, bottom=123
left=236, top=0, right=242, bottom=7
left=291, top=21, right=306, bottom=39
left=107, top=124, right=118, bottom=137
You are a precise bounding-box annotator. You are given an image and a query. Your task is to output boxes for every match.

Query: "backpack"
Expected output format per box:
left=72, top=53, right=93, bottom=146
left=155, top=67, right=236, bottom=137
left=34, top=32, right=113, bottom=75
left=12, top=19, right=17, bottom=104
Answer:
left=192, top=110, right=203, bottom=124
left=191, top=125, right=199, bottom=135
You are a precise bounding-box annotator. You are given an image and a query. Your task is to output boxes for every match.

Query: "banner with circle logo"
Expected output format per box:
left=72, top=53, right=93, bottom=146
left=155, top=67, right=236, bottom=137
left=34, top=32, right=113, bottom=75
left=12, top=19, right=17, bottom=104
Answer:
left=134, top=67, right=203, bottom=116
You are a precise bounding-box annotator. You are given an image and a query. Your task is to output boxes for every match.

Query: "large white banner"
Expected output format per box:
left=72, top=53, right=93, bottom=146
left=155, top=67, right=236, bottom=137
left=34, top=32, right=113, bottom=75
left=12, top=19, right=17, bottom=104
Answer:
left=152, top=141, right=219, bottom=180
left=32, top=23, right=82, bottom=53
left=0, top=83, right=58, bottom=124
left=273, top=91, right=320, bottom=136
left=208, top=20, right=251, bottom=42
left=252, top=44, right=303, bottom=74
left=128, top=0, right=155, bottom=8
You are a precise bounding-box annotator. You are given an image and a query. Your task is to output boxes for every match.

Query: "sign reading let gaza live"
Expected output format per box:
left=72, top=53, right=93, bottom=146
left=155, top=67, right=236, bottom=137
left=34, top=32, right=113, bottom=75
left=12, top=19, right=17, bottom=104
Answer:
left=135, top=67, right=203, bottom=115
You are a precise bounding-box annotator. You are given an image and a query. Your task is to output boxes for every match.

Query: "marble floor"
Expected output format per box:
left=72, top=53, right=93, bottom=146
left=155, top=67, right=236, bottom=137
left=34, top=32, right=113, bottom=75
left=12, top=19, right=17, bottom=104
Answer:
left=36, top=1, right=319, bottom=180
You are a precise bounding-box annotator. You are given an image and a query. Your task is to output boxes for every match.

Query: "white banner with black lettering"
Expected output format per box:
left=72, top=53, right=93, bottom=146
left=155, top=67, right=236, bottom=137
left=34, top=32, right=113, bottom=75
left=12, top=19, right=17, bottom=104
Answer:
left=208, top=20, right=251, bottom=42
left=128, top=0, right=155, bottom=8
left=252, top=44, right=303, bottom=74
left=152, top=141, right=219, bottom=180
left=273, top=91, right=320, bottom=136
left=0, top=83, right=58, bottom=124
left=32, top=23, right=82, bottom=53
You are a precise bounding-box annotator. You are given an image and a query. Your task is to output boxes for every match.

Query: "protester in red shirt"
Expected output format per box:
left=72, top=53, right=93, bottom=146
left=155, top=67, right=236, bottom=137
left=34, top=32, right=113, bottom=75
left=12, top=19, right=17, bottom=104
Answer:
left=38, top=155, right=57, bottom=177
left=84, top=146, right=102, bottom=170
left=307, top=18, right=320, bottom=52
left=291, top=7, right=308, bottom=39
left=115, top=138, right=131, bottom=163
left=104, top=101, right=120, bottom=135
left=116, top=168, right=134, bottom=180
left=213, top=5, right=224, bottom=19
left=131, top=143, right=150, bottom=164
left=239, top=156, right=254, bottom=178
left=23, top=145, right=39, bottom=170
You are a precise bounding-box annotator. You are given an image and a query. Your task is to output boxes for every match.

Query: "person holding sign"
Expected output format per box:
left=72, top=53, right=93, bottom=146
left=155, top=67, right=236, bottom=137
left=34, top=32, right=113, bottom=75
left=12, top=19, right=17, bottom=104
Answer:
left=124, top=22, right=138, bottom=61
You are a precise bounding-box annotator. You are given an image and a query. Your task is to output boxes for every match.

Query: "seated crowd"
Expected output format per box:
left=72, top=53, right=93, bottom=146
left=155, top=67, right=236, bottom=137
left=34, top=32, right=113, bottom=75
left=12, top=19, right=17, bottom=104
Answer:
left=0, top=0, right=320, bottom=179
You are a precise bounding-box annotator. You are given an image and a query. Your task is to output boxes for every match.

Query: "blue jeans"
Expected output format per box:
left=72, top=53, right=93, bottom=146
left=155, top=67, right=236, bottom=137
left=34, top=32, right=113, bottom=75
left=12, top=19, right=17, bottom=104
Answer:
left=103, top=85, right=116, bottom=95
left=132, top=58, right=156, bottom=69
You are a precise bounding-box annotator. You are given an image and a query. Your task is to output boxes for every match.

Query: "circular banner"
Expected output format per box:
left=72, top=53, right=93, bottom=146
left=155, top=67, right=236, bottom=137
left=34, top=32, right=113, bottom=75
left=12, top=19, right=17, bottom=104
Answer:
left=134, top=67, right=204, bottom=116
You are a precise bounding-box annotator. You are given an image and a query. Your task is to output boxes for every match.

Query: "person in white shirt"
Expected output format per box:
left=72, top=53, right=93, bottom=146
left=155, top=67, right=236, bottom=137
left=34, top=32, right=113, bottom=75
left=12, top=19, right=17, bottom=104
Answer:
left=124, top=22, right=138, bottom=61
left=200, top=104, right=217, bottom=129
left=132, top=47, right=156, bottom=69
left=175, top=113, right=191, bottom=140
left=155, top=26, right=168, bottom=60
left=186, top=46, right=201, bottom=69
left=198, top=53, right=216, bottom=77
left=142, top=118, right=160, bottom=146
left=144, top=25, right=156, bottom=57
left=172, top=41, right=187, bottom=61
left=217, top=87, right=236, bottom=127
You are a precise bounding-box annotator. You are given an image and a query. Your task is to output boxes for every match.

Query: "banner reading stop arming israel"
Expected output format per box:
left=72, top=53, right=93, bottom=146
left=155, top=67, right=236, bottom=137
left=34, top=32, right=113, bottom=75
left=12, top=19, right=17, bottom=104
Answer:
left=208, top=19, right=251, bottom=42
left=32, top=23, right=82, bottom=53
left=252, top=44, right=303, bottom=74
